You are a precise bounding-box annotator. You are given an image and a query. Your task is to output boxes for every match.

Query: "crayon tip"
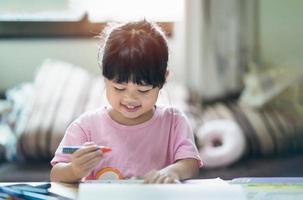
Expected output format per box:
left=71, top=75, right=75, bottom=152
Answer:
left=101, top=147, right=112, bottom=153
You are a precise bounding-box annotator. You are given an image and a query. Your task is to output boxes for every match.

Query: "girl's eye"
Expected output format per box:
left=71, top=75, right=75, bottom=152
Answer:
left=138, top=89, right=150, bottom=93
left=114, top=87, right=125, bottom=91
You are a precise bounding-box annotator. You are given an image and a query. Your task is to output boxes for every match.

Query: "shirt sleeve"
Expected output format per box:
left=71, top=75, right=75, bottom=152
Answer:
left=50, top=121, right=89, bottom=166
left=172, top=112, right=203, bottom=168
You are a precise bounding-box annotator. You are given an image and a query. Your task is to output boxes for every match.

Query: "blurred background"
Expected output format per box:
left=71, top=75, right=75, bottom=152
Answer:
left=0, top=0, right=303, bottom=181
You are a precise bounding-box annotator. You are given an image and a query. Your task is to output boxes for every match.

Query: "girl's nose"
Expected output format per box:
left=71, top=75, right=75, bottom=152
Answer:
left=123, top=92, right=138, bottom=102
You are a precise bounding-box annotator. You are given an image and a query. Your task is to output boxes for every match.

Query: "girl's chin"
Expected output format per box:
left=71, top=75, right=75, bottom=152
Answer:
left=120, top=110, right=141, bottom=119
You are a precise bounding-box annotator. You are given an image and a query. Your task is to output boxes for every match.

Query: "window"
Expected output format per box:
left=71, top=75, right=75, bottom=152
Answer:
left=0, top=0, right=183, bottom=37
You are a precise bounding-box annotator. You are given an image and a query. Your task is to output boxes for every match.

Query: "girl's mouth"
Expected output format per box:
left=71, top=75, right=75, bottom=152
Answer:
left=121, top=104, right=141, bottom=112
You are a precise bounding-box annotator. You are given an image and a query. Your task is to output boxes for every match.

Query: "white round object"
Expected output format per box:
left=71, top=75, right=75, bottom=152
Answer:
left=196, top=119, right=246, bottom=168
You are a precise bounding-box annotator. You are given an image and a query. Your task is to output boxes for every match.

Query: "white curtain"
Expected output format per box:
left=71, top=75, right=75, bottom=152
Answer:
left=185, top=0, right=259, bottom=100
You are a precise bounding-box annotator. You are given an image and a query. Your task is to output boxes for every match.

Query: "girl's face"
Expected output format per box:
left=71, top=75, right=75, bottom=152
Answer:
left=105, top=79, right=160, bottom=125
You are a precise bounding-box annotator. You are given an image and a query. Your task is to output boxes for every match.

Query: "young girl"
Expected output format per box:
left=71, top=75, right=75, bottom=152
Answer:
left=50, top=20, right=202, bottom=183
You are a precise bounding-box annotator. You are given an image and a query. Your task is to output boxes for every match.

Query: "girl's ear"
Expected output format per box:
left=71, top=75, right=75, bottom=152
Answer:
left=165, top=70, right=170, bottom=79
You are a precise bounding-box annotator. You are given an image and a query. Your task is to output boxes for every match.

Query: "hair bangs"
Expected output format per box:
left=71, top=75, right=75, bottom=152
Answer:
left=103, top=45, right=164, bottom=87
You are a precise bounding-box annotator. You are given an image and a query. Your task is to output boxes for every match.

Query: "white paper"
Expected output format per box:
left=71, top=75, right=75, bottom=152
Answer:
left=78, top=180, right=246, bottom=200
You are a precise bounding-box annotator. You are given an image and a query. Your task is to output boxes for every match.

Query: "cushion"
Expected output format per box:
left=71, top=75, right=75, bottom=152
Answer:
left=17, top=59, right=108, bottom=160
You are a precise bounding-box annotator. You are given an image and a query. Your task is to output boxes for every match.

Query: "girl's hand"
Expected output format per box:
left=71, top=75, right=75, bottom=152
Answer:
left=70, top=142, right=103, bottom=180
left=143, top=169, right=181, bottom=184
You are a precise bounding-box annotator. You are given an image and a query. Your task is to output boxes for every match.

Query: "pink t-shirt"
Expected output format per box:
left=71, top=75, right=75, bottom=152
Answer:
left=51, top=106, right=202, bottom=180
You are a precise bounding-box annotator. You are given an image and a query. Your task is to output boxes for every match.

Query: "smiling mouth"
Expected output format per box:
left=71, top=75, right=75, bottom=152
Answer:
left=121, top=104, right=141, bottom=112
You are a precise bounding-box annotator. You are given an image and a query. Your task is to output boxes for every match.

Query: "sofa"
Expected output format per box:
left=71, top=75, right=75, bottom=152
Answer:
left=1, top=59, right=303, bottom=182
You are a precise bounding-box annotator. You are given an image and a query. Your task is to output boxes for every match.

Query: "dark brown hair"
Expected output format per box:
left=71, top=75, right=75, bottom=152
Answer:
left=98, top=20, right=168, bottom=88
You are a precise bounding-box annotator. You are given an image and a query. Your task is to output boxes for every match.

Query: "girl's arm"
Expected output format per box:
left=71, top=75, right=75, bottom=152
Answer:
left=50, top=162, right=82, bottom=182
left=144, top=158, right=199, bottom=183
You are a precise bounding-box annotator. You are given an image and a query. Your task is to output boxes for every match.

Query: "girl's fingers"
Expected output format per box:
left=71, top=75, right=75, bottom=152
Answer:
left=75, top=150, right=103, bottom=166
left=143, top=169, right=181, bottom=184
left=144, top=170, right=160, bottom=184
left=83, top=142, right=95, bottom=146
left=155, top=175, right=167, bottom=184
left=163, top=177, right=176, bottom=184
left=72, top=152, right=102, bottom=176
left=73, top=145, right=100, bottom=158
left=165, top=176, right=181, bottom=184
left=83, top=157, right=102, bottom=171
